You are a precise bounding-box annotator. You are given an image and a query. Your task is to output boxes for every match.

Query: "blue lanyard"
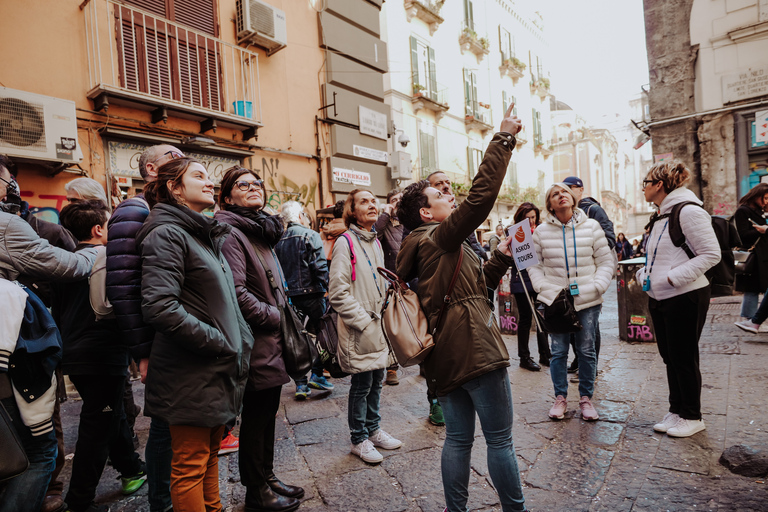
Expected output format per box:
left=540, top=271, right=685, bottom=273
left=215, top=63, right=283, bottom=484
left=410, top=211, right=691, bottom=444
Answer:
left=351, top=231, right=383, bottom=297
left=646, top=221, right=668, bottom=275
left=562, top=218, right=578, bottom=282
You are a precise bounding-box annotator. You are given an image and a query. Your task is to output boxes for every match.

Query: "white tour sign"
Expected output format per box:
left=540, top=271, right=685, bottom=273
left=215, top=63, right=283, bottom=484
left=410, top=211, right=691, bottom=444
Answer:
left=508, top=219, right=539, bottom=270
left=332, top=167, right=372, bottom=186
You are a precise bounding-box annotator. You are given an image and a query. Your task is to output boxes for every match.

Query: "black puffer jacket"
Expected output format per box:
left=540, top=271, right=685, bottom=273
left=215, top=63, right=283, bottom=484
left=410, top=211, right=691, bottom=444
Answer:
left=137, top=203, right=253, bottom=427
left=734, top=204, right=768, bottom=292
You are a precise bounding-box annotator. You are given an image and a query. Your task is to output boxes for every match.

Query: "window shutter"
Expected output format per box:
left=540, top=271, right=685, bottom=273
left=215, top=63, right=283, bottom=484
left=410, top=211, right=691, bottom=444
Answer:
left=145, top=27, right=172, bottom=99
left=467, top=0, right=474, bottom=30
left=123, top=0, right=165, bottom=16
left=428, top=46, right=437, bottom=102
left=498, top=25, right=503, bottom=57
left=463, top=69, right=471, bottom=116
left=173, top=0, right=217, bottom=36
left=502, top=90, right=508, bottom=113
left=467, top=146, right=474, bottom=178
left=420, top=130, right=429, bottom=176
left=471, top=71, right=478, bottom=118
left=428, top=133, right=436, bottom=172
left=511, top=95, right=517, bottom=117
left=410, top=36, right=420, bottom=92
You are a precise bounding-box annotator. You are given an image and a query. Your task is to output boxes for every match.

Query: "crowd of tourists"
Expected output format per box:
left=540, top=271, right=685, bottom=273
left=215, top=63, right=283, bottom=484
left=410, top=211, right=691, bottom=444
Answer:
left=0, top=102, right=723, bottom=512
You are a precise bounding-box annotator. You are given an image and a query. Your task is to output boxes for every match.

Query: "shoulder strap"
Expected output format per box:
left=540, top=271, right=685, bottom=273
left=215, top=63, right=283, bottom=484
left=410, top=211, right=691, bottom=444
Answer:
left=251, top=243, right=286, bottom=305
left=432, top=248, right=464, bottom=336
left=341, top=233, right=356, bottom=282
left=667, top=201, right=702, bottom=259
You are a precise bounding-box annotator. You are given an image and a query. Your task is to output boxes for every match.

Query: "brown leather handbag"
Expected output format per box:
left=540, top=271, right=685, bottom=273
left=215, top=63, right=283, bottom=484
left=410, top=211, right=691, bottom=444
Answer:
left=377, top=249, right=463, bottom=367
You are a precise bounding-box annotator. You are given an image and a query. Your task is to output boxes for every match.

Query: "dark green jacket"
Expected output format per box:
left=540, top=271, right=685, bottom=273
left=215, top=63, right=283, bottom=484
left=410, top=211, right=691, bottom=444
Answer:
left=137, top=203, right=253, bottom=427
left=396, top=132, right=516, bottom=396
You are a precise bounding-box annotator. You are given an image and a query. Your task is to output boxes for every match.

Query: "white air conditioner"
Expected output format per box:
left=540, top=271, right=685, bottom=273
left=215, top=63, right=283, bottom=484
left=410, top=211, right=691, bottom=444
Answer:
left=0, top=87, right=82, bottom=164
left=236, top=0, right=288, bottom=56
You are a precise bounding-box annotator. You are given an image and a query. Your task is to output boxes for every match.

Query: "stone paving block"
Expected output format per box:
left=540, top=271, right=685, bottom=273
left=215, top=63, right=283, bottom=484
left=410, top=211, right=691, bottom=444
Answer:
left=299, top=436, right=373, bottom=476
left=596, top=368, right=650, bottom=402
left=381, top=447, right=443, bottom=498
left=515, top=486, right=593, bottom=511
left=274, top=436, right=306, bottom=473
left=316, top=467, right=410, bottom=512
left=553, top=415, right=624, bottom=448
left=653, top=428, right=715, bottom=475
left=524, top=442, right=614, bottom=497
left=590, top=398, right=632, bottom=423
left=293, top=415, right=348, bottom=446
left=284, top=394, right=342, bottom=425
left=589, top=492, right=635, bottom=512
left=632, top=467, right=731, bottom=511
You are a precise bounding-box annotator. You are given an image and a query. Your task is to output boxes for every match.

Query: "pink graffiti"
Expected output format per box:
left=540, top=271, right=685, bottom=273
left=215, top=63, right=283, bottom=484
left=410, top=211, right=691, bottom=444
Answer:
left=500, top=315, right=518, bottom=331
left=627, top=324, right=653, bottom=341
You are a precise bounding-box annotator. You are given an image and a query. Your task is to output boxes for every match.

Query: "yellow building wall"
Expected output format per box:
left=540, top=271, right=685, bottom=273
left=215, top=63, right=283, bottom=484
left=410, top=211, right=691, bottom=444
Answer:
left=0, top=0, right=329, bottom=215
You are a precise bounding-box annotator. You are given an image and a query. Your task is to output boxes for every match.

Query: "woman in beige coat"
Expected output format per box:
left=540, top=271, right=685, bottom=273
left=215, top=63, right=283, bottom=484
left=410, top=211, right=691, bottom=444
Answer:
left=329, top=189, right=402, bottom=464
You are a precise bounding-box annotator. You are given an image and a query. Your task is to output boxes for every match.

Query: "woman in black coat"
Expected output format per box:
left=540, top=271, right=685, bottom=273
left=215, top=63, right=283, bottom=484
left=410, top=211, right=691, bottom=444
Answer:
left=215, top=167, right=303, bottom=512
left=616, top=233, right=633, bottom=261
left=138, top=158, right=253, bottom=511
left=733, top=183, right=768, bottom=320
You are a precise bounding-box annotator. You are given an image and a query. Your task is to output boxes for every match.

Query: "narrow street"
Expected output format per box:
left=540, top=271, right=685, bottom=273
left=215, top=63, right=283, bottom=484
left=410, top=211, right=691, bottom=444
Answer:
left=59, top=284, right=768, bottom=511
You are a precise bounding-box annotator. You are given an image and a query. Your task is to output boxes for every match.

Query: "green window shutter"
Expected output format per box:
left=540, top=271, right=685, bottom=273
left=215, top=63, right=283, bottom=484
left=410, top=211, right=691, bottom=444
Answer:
left=428, top=46, right=437, bottom=102
left=410, top=36, right=420, bottom=92
left=502, top=91, right=508, bottom=113
left=511, top=95, right=517, bottom=117
left=536, top=111, right=542, bottom=144
left=464, top=69, right=472, bottom=116
left=420, top=131, right=429, bottom=176
left=471, top=71, right=478, bottom=117
left=428, top=134, right=436, bottom=172
left=532, top=108, right=538, bottom=144
left=467, top=146, right=473, bottom=178
left=464, top=0, right=474, bottom=30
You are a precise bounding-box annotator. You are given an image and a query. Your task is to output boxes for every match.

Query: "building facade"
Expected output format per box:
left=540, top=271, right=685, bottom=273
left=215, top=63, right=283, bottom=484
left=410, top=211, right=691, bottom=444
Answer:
left=644, top=0, right=768, bottom=213
left=380, top=0, right=555, bottom=230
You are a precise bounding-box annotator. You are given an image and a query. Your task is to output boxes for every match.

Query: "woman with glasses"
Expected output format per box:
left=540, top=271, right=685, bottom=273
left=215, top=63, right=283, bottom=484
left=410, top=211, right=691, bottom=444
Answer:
left=215, top=167, right=304, bottom=512
left=527, top=184, right=614, bottom=422
left=636, top=162, right=720, bottom=438
left=137, top=157, right=252, bottom=511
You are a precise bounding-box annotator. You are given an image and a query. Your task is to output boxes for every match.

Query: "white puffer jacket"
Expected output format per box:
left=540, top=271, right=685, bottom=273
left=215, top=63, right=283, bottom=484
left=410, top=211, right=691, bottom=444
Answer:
left=528, top=208, right=614, bottom=311
left=635, top=188, right=720, bottom=301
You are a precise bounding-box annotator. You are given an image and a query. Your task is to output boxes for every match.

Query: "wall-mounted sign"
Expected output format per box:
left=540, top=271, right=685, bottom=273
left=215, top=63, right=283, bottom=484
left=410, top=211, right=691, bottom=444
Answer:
left=332, top=167, right=371, bottom=186
left=358, top=106, right=387, bottom=140
left=108, top=141, right=240, bottom=185
left=353, top=144, right=389, bottom=163
left=654, top=152, right=673, bottom=163
left=722, top=64, right=768, bottom=104
left=754, top=109, right=768, bottom=147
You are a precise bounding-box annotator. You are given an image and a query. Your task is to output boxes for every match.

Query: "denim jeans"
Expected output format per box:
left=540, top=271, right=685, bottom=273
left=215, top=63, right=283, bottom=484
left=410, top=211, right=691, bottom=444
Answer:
left=146, top=417, right=173, bottom=512
left=549, top=305, right=601, bottom=398
left=0, top=397, right=57, bottom=512
left=741, top=291, right=762, bottom=318
left=752, top=290, right=768, bottom=325
left=348, top=369, right=384, bottom=445
left=438, top=368, right=525, bottom=512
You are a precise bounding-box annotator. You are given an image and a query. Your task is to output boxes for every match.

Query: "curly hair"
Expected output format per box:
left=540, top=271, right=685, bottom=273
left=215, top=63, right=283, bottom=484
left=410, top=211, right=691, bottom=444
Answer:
left=397, top=180, right=431, bottom=231
left=646, top=161, right=691, bottom=194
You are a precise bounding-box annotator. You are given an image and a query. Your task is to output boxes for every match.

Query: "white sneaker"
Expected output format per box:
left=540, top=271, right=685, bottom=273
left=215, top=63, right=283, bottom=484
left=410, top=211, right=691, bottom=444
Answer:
left=370, top=429, right=403, bottom=450
left=735, top=320, right=760, bottom=334
left=350, top=439, right=383, bottom=463
left=653, top=412, right=681, bottom=433
left=666, top=418, right=706, bottom=438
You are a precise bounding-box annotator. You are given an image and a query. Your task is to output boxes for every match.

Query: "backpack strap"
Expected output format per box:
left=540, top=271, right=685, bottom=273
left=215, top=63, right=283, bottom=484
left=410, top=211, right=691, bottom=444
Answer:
left=667, top=201, right=701, bottom=259
left=341, top=233, right=356, bottom=282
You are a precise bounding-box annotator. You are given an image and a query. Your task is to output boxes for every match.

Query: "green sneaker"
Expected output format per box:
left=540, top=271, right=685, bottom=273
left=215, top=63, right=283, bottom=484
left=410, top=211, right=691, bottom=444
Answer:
left=429, top=400, right=445, bottom=426
left=120, top=465, right=147, bottom=495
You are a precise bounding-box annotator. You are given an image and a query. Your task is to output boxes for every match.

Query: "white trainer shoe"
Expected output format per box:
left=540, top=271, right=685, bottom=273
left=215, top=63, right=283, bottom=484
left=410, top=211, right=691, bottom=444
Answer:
left=666, top=418, right=706, bottom=438
left=350, top=439, right=383, bottom=463
left=370, top=429, right=403, bottom=450
left=653, top=412, right=681, bottom=433
left=735, top=320, right=760, bottom=334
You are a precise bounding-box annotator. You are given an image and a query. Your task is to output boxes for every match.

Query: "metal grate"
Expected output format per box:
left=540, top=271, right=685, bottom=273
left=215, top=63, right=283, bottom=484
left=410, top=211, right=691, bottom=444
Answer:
left=251, top=1, right=274, bottom=37
left=0, top=96, right=46, bottom=150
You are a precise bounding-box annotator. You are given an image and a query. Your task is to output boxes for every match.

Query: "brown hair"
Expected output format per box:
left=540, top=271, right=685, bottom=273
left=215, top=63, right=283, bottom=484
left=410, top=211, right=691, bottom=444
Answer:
left=513, top=202, right=541, bottom=225
left=739, top=182, right=768, bottom=208
left=646, top=161, right=691, bottom=194
left=342, top=189, right=375, bottom=228
left=218, top=166, right=264, bottom=211
left=142, top=157, right=201, bottom=209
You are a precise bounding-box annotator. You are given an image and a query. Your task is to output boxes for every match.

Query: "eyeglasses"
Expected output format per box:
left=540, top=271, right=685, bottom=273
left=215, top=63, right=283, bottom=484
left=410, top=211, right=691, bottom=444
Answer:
left=235, top=179, right=263, bottom=192
left=642, top=179, right=659, bottom=188
left=66, top=197, right=81, bottom=203
left=152, top=150, right=184, bottom=164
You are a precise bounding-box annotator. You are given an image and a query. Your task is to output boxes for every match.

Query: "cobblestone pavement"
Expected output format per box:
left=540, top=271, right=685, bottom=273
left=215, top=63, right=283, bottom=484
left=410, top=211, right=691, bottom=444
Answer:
left=58, top=285, right=768, bottom=511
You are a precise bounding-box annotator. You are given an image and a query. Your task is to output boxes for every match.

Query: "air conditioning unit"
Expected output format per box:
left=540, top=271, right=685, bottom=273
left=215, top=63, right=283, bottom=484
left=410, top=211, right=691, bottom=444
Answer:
left=236, top=0, right=287, bottom=56
left=0, top=87, right=82, bottom=164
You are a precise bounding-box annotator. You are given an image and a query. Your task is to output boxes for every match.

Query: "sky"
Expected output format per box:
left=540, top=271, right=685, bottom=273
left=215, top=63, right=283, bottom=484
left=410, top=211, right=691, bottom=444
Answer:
left=538, top=0, right=650, bottom=125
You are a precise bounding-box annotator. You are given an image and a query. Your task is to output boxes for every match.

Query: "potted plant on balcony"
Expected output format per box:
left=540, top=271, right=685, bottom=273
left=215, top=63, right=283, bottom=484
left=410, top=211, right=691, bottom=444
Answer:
left=539, top=77, right=551, bottom=90
left=413, top=84, right=426, bottom=97
left=479, top=37, right=490, bottom=50
left=511, top=56, right=526, bottom=71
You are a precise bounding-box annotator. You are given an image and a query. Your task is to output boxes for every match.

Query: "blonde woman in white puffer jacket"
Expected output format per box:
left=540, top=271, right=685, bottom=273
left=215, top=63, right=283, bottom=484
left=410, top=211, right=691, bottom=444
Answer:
left=527, top=183, right=614, bottom=422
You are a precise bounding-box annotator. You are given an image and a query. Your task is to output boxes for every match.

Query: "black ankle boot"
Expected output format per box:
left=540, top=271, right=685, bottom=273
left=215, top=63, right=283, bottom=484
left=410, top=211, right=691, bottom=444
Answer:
left=267, top=473, right=305, bottom=499
left=244, top=484, right=300, bottom=512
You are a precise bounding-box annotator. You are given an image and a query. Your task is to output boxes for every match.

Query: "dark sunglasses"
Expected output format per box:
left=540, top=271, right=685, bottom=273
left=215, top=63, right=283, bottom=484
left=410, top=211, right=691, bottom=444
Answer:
left=235, top=179, right=263, bottom=192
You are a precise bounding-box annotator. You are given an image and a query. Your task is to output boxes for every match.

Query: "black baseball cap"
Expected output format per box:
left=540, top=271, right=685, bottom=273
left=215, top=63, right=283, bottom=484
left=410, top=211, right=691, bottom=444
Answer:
left=563, top=176, right=583, bottom=188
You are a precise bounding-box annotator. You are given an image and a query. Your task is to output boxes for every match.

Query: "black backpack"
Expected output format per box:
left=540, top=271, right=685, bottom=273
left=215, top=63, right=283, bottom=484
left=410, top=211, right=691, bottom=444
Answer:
left=646, top=201, right=741, bottom=297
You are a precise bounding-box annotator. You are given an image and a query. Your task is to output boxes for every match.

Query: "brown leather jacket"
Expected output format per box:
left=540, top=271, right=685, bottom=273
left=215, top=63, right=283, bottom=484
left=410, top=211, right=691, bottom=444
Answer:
left=396, top=132, right=516, bottom=396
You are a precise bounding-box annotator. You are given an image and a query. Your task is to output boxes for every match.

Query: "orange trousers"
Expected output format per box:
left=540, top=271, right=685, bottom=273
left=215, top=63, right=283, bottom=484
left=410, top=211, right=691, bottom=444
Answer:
left=169, top=425, right=225, bottom=512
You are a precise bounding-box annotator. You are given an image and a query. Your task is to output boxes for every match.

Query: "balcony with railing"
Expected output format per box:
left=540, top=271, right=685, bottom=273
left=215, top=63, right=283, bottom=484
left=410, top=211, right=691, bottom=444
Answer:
left=404, top=0, right=444, bottom=35
left=534, top=138, right=554, bottom=158
left=459, top=21, right=489, bottom=62
left=411, top=77, right=449, bottom=121
left=465, top=102, right=493, bottom=134
left=83, top=0, right=262, bottom=138
left=499, top=53, right=526, bottom=81
left=530, top=77, right=551, bottom=100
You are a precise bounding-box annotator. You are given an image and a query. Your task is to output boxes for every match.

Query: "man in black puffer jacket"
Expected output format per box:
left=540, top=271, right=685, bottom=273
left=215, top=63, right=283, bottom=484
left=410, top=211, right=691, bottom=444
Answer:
left=105, top=144, right=183, bottom=512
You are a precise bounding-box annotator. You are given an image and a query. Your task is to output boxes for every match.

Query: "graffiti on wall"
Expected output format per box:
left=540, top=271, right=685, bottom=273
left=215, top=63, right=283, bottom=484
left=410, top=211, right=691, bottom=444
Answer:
left=627, top=315, right=653, bottom=342
left=254, top=157, right=318, bottom=210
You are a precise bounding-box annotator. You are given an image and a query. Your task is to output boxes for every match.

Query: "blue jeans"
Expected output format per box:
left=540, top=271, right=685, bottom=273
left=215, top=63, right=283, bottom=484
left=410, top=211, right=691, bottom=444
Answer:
left=438, top=368, right=525, bottom=512
left=145, top=417, right=173, bottom=512
left=348, top=369, right=384, bottom=445
left=741, top=291, right=762, bottom=318
left=0, top=397, right=57, bottom=512
left=549, top=305, right=601, bottom=398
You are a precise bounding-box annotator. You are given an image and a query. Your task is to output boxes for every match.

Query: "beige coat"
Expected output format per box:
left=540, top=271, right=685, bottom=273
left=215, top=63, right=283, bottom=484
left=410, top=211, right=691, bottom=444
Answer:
left=329, top=224, right=390, bottom=374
